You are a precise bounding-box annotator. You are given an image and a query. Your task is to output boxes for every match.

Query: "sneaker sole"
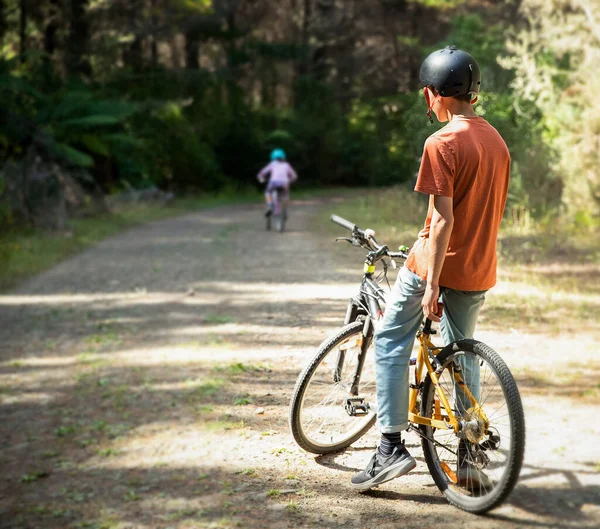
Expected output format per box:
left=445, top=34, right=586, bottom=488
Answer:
left=351, top=457, right=417, bottom=491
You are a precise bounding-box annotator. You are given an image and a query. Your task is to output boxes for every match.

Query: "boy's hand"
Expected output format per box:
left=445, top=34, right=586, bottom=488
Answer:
left=422, top=283, right=442, bottom=322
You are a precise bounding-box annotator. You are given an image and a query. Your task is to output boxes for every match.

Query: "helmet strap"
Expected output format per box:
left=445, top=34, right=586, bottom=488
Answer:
left=470, top=94, right=478, bottom=105
left=424, top=87, right=439, bottom=124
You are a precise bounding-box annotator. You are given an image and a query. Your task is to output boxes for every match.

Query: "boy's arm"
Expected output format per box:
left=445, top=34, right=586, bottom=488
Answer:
left=422, top=195, right=454, bottom=322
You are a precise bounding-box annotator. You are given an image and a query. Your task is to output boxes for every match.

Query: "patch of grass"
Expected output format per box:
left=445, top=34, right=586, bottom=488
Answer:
left=86, top=332, right=120, bottom=347
left=91, top=420, right=109, bottom=431
left=51, top=508, right=72, bottom=519
left=210, top=517, right=242, bottom=529
left=202, top=418, right=246, bottom=433
left=54, top=425, right=77, bottom=437
left=271, top=447, right=292, bottom=456
left=261, top=430, right=278, bottom=437
left=166, top=508, right=200, bottom=521
left=237, top=468, right=257, bottom=477
left=29, top=504, right=51, bottom=514
left=296, top=487, right=317, bottom=498
left=20, top=471, right=50, bottom=483
left=72, top=518, right=120, bottom=529
left=76, top=353, right=106, bottom=368
left=220, top=480, right=234, bottom=495
left=41, top=450, right=61, bottom=459
left=123, top=488, right=141, bottom=502
left=217, top=362, right=264, bottom=376
left=203, top=313, right=236, bottom=324
left=267, top=489, right=281, bottom=498
left=190, top=378, right=226, bottom=399
left=205, top=334, right=231, bottom=348
left=287, top=500, right=300, bottom=513
left=234, top=396, right=252, bottom=406
left=97, top=448, right=119, bottom=457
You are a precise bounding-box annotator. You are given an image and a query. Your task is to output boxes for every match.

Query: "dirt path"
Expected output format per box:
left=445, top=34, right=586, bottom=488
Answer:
left=1, top=200, right=599, bottom=529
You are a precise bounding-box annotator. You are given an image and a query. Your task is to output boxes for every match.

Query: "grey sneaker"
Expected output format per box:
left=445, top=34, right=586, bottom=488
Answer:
left=351, top=444, right=416, bottom=491
left=457, top=441, right=493, bottom=491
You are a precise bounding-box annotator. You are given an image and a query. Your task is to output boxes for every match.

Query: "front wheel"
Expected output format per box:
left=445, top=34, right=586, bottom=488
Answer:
left=420, top=340, right=525, bottom=513
left=289, top=321, right=377, bottom=454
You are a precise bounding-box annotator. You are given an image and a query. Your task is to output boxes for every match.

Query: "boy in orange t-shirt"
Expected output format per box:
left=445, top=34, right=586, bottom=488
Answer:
left=351, top=46, right=510, bottom=491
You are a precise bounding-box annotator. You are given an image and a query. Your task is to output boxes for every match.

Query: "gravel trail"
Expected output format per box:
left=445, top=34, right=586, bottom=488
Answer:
left=1, top=199, right=598, bottom=529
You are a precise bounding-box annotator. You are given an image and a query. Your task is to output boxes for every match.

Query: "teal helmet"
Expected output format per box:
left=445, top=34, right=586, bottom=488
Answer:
left=270, top=148, right=286, bottom=161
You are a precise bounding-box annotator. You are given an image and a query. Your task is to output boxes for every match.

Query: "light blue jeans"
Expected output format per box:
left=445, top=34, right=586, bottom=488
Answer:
left=374, top=266, right=486, bottom=433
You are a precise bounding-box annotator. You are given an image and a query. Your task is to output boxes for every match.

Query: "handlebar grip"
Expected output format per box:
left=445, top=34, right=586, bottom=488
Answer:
left=330, top=215, right=356, bottom=231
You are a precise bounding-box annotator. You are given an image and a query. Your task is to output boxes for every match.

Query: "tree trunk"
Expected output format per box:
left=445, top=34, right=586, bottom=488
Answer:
left=66, top=0, right=91, bottom=76
left=44, top=0, right=60, bottom=56
left=19, top=0, right=26, bottom=56
left=124, top=37, right=143, bottom=71
left=0, top=0, right=6, bottom=45
left=151, top=0, right=158, bottom=66
left=184, top=31, right=199, bottom=69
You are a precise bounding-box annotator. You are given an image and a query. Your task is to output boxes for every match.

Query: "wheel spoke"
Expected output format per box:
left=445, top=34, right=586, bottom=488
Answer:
left=295, top=327, right=376, bottom=449
left=419, top=345, right=524, bottom=513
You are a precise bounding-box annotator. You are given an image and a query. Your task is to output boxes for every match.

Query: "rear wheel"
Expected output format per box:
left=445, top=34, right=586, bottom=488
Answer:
left=420, top=340, right=525, bottom=513
left=289, top=321, right=376, bottom=454
left=274, top=210, right=286, bottom=232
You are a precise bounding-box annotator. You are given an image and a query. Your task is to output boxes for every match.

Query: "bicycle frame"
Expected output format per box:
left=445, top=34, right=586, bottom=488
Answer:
left=340, top=267, right=486, bottom=435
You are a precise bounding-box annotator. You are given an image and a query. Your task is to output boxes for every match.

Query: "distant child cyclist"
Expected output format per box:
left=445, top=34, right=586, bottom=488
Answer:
left=257, top=149, right=298, bottom=217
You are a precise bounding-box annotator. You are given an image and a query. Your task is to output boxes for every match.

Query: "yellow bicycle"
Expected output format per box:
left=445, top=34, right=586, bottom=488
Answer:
left=289, top=215, right=525, bottom=513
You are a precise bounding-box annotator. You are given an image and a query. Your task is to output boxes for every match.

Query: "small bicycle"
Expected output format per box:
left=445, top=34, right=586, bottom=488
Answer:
left=289, top=215, right=525, bottom=514
left=265, top=186, right=288, bottom=233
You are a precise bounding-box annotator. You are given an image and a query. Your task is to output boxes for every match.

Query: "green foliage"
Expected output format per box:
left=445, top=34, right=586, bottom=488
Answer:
left=0, top=60, right=139, bottom=175
left=503, top=0, right=600, bottom=219
left=0, top=1, right=589, bottom=224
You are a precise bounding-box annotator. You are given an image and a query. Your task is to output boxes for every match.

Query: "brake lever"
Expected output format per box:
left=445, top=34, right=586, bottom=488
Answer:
left=335, top=237, right=353, bottom=244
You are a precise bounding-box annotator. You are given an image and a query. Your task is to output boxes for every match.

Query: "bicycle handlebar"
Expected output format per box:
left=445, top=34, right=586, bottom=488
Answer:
left=330, top=213, right=410, bottom=261
left=330, top=215, right=356, bottom=232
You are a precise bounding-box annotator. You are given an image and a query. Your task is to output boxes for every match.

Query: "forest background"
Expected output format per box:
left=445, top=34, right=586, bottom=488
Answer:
left=0, top=0, right=598, bottom=233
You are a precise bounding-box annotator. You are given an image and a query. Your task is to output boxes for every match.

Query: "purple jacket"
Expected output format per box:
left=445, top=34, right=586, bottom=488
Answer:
left=257, top=161, right=298, bottom=188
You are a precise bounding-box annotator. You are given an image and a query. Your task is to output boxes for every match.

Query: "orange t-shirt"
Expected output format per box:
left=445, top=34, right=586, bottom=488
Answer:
left=405, top=116, right=510, bottom=291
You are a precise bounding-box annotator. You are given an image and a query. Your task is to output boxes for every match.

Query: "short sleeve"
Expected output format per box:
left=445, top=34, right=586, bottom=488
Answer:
left=415, top=136, right=456, bottom=197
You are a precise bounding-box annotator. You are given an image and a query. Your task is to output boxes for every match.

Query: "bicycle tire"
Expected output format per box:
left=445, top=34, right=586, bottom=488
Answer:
left=275, top=213, right=285, bottom=233
left=289, top=321, right=376, bottom=454
left=420, top=339, right=525, bottom=514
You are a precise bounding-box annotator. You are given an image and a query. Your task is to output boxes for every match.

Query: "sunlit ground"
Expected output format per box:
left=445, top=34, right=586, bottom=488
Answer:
left=1, top=201, right=599, bottom=529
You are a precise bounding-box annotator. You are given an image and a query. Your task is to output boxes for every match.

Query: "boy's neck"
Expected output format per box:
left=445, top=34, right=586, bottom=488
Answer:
left=443, top=100, right=478, bottom=121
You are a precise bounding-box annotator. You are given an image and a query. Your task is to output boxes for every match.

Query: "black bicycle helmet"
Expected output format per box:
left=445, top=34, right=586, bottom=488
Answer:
left=419, top=45, right=481, bottom=98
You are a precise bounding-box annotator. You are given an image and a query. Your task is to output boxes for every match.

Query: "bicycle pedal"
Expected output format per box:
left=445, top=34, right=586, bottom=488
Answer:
left=345, top=397, right=370, bottom=417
